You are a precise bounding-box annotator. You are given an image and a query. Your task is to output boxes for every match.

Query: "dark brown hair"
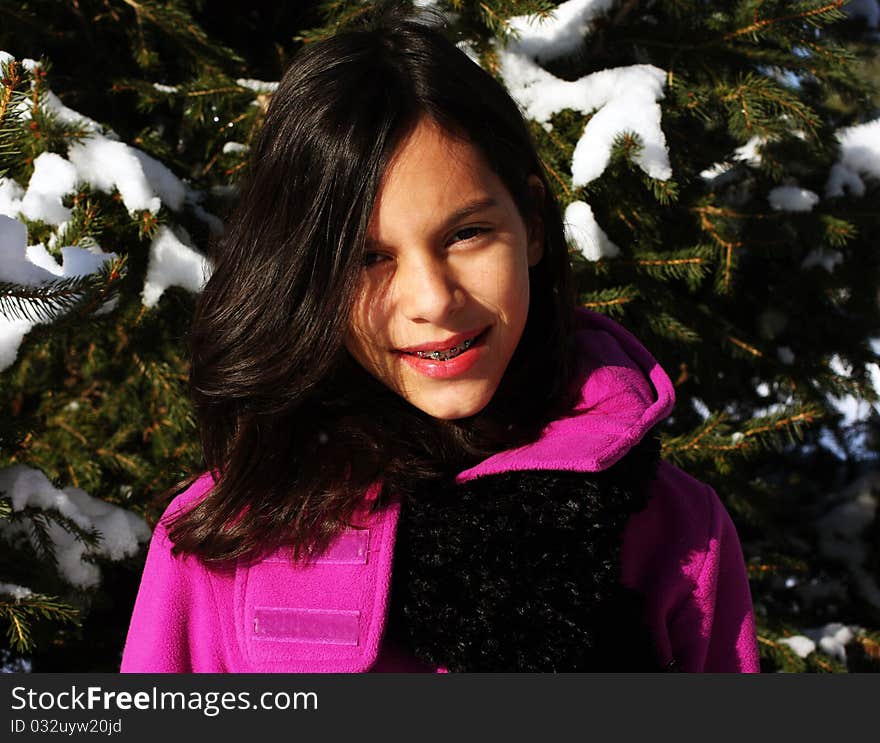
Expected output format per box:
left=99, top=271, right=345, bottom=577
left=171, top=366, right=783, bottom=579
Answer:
left=166, top=4, right=579, bottom=564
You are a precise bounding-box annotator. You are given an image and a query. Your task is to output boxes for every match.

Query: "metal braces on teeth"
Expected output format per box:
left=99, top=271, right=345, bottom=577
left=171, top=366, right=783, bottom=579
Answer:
left=412, top=335, right=477, bottom=361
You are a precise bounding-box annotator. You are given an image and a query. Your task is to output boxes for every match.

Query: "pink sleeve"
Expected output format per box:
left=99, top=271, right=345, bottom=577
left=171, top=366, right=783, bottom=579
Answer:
left=622, top=463, right=761, bottom=673
left=120, top=478, right=226, bottom=673
left=669, top=482, right=761, bottom=673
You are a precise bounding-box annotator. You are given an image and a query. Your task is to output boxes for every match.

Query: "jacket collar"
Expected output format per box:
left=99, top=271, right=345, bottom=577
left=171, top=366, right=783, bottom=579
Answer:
left=455, top=307, right=675, bottom=484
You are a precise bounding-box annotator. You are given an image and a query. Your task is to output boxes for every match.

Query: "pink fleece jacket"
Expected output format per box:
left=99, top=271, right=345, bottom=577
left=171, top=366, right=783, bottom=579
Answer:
left=120, top=308, right=760, bottom=673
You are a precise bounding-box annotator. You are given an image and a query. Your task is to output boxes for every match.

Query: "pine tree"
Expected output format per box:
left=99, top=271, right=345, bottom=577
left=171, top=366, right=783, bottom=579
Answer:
left=0, top=0, right=877, bottom=672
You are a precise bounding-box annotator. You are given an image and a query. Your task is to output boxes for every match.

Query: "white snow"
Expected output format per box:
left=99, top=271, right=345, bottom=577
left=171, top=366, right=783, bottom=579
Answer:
left=780, top=622, right=868, bottom=665
left=141, top=226, right=212, bottom=307
left=700, top=136, right=765, bottom=181
left=221, top=141, right=248, bottom=154
left=505, top=0, right=617, bottom=64
left=500, top=53, right=671, bottom=186
left=38, top=90, right=109, bottom=138
left=153, top=83, right=179, bottom=94
left=18, top=152, right=78, bottom=225
left=0, top=52, right=221, bottom=323
left=691, top=397, right=711, bottom=421
left=563, top=200, right=620, bottom=260
left=0, top=582, right=34, bottom=601
left=823, top=350, right=880, bottom=431
left=830, top=354, right=853, bottom=378
left=0, top=464, right=151, bottom=589
left=0, top=216, right=114, bottom=286
left=0, top=178, right=25, bottom=217
left=804, top=622, right=859, bottom=665
left=767, top=185, right=819, bottom=212
left=825, top=117, right=880, bottom=198
left=496, top=1, right=670, bottom=187
left=778, top=634, right=815, bottom=658
left=0, top=214, right=118, bottom=371
left=3, top=138, right=187, bottom=223
left=801, top=248, right=843, bottom=273
left=2, top=55, right=186, bottom=218
left=777, top=346, right=795, bottom=365
left=236, top=78, right=278, bottom=94
left=67, top=137, right=185, bottom=214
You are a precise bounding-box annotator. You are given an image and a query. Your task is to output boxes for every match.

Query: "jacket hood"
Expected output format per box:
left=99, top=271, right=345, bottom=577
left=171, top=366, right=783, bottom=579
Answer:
left=455, top=307, right=675, bottom=484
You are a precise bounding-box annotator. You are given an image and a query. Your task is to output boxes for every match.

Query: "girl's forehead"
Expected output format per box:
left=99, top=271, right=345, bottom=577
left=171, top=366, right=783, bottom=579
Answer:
left=371, top=121, right=507, bottom=225
left=384, top=119, right=493, bottom=189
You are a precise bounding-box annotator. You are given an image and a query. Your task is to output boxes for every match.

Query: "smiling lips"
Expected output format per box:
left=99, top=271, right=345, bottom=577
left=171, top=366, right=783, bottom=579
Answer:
left=396, top=326, right=488, bottom=355
left=393, top=326, right=490, bottom=378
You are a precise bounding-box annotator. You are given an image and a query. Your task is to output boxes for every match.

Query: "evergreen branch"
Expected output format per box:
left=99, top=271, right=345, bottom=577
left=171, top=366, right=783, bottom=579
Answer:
left=690, top=205, right=786, bottom=221
left=541, top=124, right=575, bottom=162
left=52, top=197, right=105, bottom=248
left=578, top=286, right=639, bottom=316
left=663, top=406, right=823, bottom=466
left=693, top=206, right=743, bottom=293
left=10, top=505, right=103, bottom=567
left=0, top=273, right=109, bottom=324
left=295, top=0, right=386, bottom=42
left=719, top=74, right=820, bottom=136
left=821, top=215, right=857, bottom=249
left=645, top=176, right=680, bottom=206
left=645, top=312, right=701, bottom=344
left=725, top=335, right=765, bottom=359
left=17, top=510, right=59, bottom=567
left=53, top=419, right=89, bottom=447
left=590, top=250, right=711, bottom=288
left=720, top=1, right=847, bottom=42
left=479, top=2, right=514, bottom=38
left=663, top=413, right=731, bottom=456
left=0, top=591, right=79, bottom=653
left=635, top=258, right=704, bottom=266
left=0, top=58, right=27, bottom=175
left=94, top=448, right=149, bottom=478
left=704, top=410, right=823, bottom=452
left=119, top=0, right=244, bottom=68
left=756, top=633, right=808, bottom=672
left=538, top=155, right=571, bottom=197
left=0, top=59, right=23, bottom=126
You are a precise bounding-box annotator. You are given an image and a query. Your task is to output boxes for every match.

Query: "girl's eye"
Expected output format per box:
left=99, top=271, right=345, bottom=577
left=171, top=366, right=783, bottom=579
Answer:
left=452, top=226, right=489, bottom=243
left=363, top=252, right=388, bottom=268
left=362, top=228, right=490, bottom=269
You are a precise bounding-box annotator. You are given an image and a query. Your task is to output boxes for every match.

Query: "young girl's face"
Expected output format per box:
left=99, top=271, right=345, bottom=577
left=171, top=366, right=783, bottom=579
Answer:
left=344, top=116, right=544, bottom=420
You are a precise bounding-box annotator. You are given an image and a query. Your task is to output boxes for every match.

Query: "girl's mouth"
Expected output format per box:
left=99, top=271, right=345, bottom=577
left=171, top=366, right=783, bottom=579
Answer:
left=400, top=327, right=488, bottom=361
left=394, top=327, right=490, bottom=379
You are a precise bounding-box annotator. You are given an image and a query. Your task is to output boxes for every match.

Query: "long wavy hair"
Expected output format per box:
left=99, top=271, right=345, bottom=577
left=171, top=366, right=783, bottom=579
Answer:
left=165, top=5, right=580, bottom=564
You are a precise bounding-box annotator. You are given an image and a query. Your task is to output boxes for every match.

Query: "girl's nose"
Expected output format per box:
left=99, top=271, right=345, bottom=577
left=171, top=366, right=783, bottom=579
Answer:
left=396, top=252, right=465, bottom=324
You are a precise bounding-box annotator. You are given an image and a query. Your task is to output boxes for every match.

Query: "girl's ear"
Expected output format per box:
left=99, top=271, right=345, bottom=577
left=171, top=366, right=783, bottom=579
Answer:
left=526, top=174, right=545, bottom=268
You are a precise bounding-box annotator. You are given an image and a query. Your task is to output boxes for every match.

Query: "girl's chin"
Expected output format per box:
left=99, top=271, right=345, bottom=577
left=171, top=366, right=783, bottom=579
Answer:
left=406, top=389, right=495, bottom=421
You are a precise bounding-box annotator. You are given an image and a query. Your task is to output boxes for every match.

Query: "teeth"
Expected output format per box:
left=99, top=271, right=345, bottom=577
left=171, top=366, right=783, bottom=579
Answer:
left=410, top=334, right=478, bottom=361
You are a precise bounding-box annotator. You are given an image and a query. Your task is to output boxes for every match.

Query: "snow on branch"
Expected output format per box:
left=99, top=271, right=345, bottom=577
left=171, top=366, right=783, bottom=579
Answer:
left=0, top=464, right=151, bottom=590
left=0, top=215, right=119, bottom=371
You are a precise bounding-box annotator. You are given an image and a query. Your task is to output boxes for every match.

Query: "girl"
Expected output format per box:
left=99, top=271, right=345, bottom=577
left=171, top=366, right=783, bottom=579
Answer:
left=120, top=10, right=760, bottom=673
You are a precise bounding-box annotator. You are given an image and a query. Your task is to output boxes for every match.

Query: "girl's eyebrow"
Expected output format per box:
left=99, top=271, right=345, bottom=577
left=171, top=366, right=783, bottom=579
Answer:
left=441, top=196, right=500, bottom=227
left=365, top=196, right=499, bottom=249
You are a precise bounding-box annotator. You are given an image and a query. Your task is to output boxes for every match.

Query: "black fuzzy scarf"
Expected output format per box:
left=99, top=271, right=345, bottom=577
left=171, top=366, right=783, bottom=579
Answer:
left=383, top=432, right=670, bottom=672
